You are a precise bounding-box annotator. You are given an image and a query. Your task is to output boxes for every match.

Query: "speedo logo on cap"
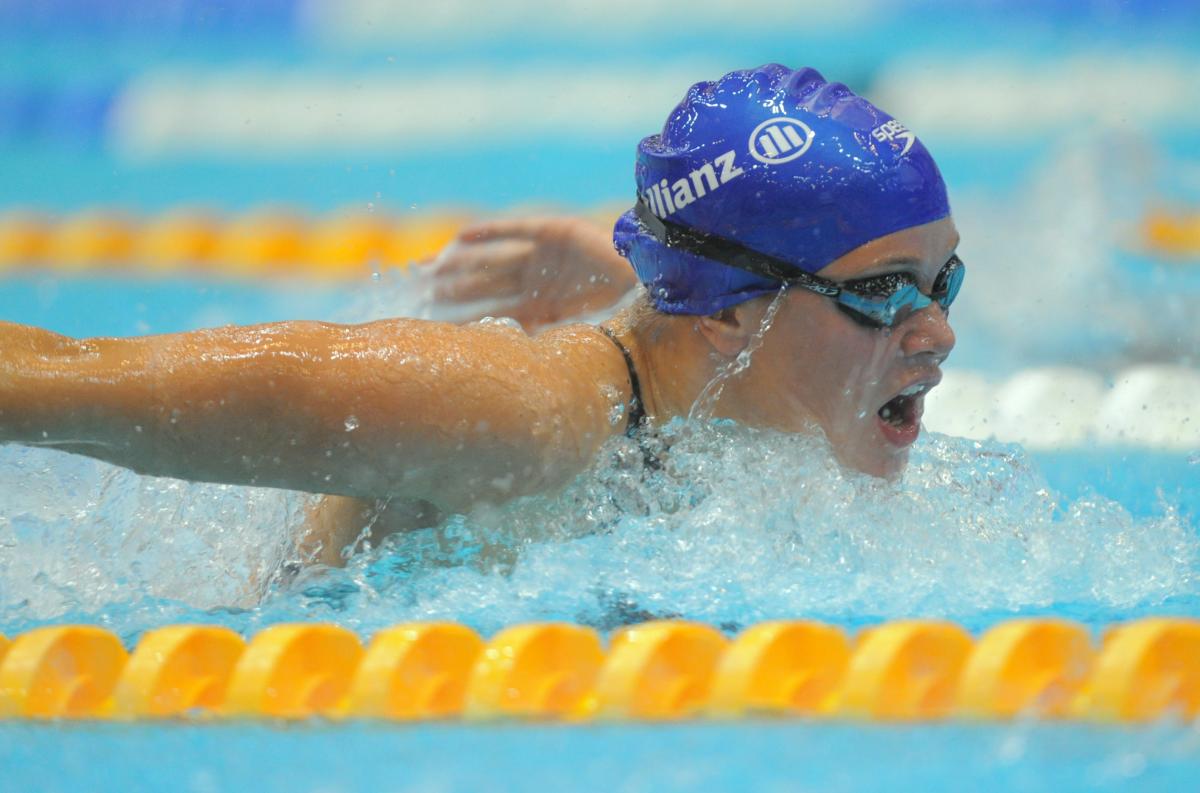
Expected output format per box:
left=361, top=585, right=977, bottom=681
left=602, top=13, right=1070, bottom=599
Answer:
left=871, top=119, right=916, bottom=156
left=642, top=150, right=744, bottom=219
left=748, top=118, right=815, bottom=165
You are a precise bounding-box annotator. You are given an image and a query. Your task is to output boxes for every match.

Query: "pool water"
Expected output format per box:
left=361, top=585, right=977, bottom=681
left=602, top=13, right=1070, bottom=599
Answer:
left=2, top=269, right=1198, bottom=793
left=2, top=330, right=1198, bottom=764
left=3, top=5, right=1200, bottom=789
left=5, top=721, right=1199, bottom=793
left=3, top=411, right=1196, bottom=634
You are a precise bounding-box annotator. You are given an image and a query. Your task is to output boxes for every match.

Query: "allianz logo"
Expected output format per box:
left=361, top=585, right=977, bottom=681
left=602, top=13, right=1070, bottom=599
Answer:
left=640, top=115, right=819, bottom=221
left=641, top=150, right=744, bottom=219
left=748, top=117, right=815, bottom=165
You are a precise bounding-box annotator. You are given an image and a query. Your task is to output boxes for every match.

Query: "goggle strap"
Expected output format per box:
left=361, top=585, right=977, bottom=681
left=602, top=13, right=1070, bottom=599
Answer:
left=632, top=198, right=840, bottom=295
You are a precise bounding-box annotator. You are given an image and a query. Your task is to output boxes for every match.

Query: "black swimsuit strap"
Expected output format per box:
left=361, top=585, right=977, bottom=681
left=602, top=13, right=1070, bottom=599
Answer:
left=598, top=325, right=646, bottom=436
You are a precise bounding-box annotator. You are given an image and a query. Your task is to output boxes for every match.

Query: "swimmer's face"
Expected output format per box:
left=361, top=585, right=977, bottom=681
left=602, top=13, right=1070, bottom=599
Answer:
left=714, top=217, right=959, bottom=477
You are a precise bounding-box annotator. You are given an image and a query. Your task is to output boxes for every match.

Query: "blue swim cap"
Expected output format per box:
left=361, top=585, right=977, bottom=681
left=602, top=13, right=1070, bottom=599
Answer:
left=614, top=64, right=951, bottom=315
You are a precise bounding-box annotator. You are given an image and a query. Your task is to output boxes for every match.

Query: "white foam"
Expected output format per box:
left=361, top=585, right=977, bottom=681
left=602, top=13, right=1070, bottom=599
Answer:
left=296, top=425, right=1197, bottom=636
left=0, top=446, right=304, bottom=621
left=1, top=418, right=1193, bottom=635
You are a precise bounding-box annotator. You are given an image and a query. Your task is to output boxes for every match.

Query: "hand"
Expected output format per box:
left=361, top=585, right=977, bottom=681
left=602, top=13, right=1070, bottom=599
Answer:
left=425, top=216, right=638, bottom=329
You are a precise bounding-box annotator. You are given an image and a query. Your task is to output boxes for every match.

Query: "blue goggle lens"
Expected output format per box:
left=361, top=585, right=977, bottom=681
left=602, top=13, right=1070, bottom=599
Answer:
left=835, top=256, right=964, bottom=329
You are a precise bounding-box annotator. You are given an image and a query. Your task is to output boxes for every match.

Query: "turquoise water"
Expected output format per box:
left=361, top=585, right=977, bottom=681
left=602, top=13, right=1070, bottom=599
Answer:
left=2, top=257, right=1199, bottom=793
left=3, top=3, right=1199, bottom=213
left=4, top=722, right=1199, bottom=793
left=3, top=424, right=1196, bottom=638
left=2, top=244, right=1199, bottom=785
left=3, top=4, right=1200, bottom=789
left=1, top=274, right=1197, bottom=637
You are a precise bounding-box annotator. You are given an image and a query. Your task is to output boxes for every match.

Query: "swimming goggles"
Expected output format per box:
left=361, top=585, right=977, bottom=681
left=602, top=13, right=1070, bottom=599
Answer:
left=633, top=198, right=964, bottom=329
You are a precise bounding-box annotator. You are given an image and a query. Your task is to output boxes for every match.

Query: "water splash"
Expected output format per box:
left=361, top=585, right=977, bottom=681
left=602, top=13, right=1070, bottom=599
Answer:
left=0, top=446, right=306, bottom=631
left=4, top=417, right=1191, bottom=640
left=312, top=423, right=1195, bottom=637
left=687, top=287, right=787, bottom=424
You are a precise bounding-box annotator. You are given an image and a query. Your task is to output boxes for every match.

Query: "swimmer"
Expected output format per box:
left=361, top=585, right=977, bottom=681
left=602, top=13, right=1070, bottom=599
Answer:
left=0, top=65, right=961, bottom=566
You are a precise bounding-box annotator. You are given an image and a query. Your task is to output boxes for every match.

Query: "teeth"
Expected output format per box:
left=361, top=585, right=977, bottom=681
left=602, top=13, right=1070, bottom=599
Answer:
left=880, top=382, right=934, bottom=424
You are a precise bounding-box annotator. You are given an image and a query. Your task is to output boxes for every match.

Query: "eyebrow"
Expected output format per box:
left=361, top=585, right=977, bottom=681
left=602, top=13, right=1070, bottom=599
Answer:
left=856, top=256, right=923, bottom=278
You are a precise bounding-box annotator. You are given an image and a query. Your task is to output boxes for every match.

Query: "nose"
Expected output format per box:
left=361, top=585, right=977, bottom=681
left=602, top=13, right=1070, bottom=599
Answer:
left=899, top=303, right=955, bottom=362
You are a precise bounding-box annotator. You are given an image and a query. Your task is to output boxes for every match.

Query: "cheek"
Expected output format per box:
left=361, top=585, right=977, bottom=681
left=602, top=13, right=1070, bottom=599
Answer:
left=798, top=320, right=887, bottom=415
left=754, top=299, right=896, bottom=427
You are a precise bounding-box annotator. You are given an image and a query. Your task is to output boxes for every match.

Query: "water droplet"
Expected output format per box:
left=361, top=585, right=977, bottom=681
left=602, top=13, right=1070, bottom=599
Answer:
left=477, top=316, right=522, bottom=331
left=344, top=416, right=360, bottom=432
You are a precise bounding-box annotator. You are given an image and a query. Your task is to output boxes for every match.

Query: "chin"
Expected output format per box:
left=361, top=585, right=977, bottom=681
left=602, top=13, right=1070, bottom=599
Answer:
left=871, top=449, right=910, bottom=479
left=837, top=442, right=910, bottom=480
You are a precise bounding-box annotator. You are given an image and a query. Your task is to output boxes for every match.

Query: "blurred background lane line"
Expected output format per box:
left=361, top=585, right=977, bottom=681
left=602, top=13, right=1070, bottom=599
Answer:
left=1, top=0, right=1198, bottom=387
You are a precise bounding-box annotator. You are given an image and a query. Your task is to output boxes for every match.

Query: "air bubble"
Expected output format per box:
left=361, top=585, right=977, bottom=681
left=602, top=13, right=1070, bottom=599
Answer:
left=0, top=406, right=1194, bottom=639
left=477, top=316, right=522, bottom=331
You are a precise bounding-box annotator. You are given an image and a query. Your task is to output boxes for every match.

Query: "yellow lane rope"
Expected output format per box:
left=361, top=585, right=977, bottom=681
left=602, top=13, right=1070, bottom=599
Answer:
left=0, top=205, right=630, bottom=277
left=0, top=618, right=1196, bottom=722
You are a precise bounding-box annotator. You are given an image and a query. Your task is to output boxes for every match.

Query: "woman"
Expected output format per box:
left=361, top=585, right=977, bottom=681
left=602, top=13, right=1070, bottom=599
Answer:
left=0, top=65, right=962, bottom=565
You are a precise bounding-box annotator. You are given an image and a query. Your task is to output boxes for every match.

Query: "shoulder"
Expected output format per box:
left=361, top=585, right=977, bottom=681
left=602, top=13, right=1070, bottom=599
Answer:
left=532, top=323, right=630, bottom=391
left=353, top=318, right=631, bottom=432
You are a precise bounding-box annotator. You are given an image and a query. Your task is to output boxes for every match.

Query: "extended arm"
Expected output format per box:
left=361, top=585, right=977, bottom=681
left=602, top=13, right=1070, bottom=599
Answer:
left=0, top=318, right=629, bottom=513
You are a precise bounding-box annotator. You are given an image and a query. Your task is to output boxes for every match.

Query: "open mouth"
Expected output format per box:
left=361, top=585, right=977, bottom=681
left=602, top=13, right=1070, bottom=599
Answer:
left=875, top=382, right=933, bottom=447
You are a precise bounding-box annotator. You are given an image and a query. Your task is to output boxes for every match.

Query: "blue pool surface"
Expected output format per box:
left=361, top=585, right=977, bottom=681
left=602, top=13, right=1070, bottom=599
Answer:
left=4, top=5, right=1200, bottom=788
left=1036, top=450, right=1199, bottom=523
left=3, top=721, right=1199, bottom=793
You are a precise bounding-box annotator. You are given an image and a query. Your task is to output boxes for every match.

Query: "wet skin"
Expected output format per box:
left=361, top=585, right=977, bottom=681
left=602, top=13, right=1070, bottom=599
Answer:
left=0, top=216, right=957, bottom=562
left=668, top=216, right=960, bottom=478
